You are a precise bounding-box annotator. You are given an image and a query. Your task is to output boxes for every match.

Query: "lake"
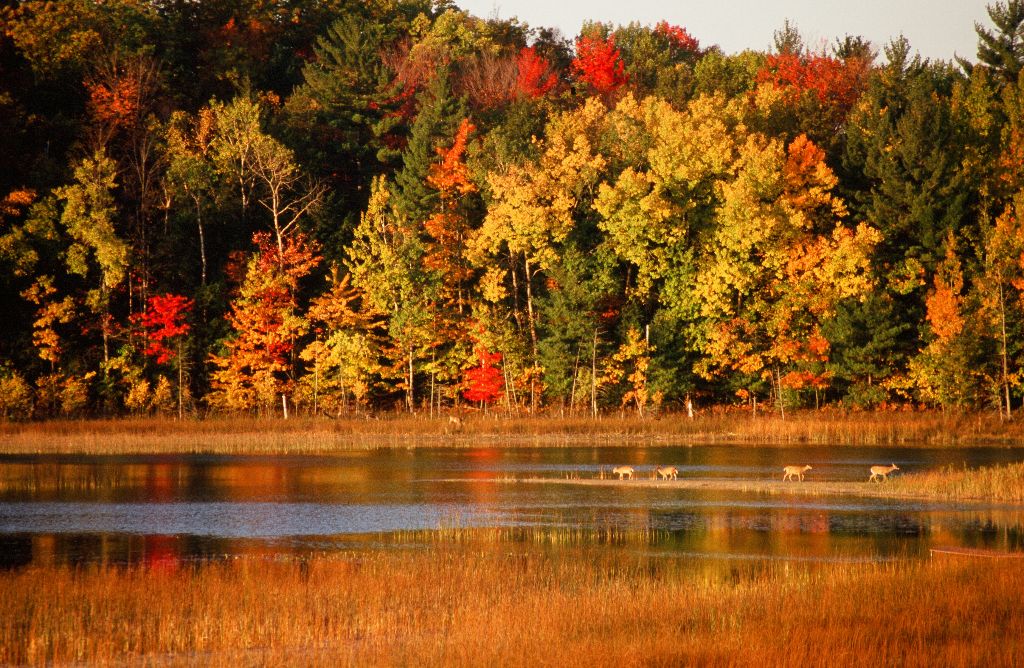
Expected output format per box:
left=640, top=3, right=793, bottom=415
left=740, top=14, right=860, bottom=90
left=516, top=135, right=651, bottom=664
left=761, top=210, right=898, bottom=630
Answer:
left=2, top=445, right=1023, bottom=567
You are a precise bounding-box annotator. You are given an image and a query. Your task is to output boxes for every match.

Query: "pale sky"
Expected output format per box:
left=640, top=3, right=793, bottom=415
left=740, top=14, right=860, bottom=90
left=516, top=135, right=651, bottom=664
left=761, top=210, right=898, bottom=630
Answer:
left=455, top=0, right=996, bottom=63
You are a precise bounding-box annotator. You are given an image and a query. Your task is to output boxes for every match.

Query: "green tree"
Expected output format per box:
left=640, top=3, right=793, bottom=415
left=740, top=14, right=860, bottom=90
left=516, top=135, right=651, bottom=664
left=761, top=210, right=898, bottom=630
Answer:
left=348, top=177, right=434, bottom=411
left=54, top=149, right=128, bottom=371
left=392, top=67, right=467, bottom=222
left=971, top=0, right=1024, bottom=84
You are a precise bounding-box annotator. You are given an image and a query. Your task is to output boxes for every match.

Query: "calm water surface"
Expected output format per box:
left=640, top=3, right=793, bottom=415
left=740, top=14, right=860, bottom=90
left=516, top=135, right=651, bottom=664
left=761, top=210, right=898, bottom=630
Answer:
left=2, top=445, right=1023, bottom=567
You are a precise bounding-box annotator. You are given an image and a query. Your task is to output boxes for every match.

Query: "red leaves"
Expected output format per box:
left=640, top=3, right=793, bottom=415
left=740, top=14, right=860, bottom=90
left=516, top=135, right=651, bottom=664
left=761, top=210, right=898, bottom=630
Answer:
left=463, top=346, right=504, bottom=405
left=516, top=46, right=557, bottom=99
left=571, top=35, right=627, bottom=96
left=756, top=51, right=869, bottom=117
left=654, top=21, right=700, bottom=56
left=135, top=294, right=193, bottom=365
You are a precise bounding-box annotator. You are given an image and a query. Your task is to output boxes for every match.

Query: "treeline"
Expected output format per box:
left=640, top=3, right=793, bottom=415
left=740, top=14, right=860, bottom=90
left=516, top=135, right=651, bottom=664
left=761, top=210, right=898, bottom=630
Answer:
left=2, top=0, right=1024, bottom=419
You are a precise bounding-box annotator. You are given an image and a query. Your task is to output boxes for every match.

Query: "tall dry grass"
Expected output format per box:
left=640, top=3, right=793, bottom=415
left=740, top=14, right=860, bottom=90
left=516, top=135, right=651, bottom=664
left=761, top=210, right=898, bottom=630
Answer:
left=1, top=545, right=1021, bottom=667
left=2, top=410, right=1023, bottom=454
left=889, top=461, right=1024, bottom=502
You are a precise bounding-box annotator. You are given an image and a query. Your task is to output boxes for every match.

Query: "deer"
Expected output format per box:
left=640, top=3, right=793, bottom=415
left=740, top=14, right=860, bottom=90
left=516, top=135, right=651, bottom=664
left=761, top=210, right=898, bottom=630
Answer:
left=656, top=466, right=678, bottom=480
left=612, top=466, right=634, bottom=480
left=782, top=465, right=812, bottom=482
left=869, top=464, right=899, bottom=483
left=446, top=415, right=463, bottom=433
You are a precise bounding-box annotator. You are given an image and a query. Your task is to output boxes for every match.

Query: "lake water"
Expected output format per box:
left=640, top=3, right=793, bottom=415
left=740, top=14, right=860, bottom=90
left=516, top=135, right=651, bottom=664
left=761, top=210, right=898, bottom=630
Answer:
left=2, top=445, right=1023, bottom=567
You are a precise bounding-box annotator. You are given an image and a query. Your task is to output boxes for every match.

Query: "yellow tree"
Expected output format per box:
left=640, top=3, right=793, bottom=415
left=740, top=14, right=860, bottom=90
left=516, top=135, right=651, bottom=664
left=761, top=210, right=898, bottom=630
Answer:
left=300, top=270, right=387, bottom=415
left=595, top=93, right=740, bottom=305
left=470, top=97, right=609, bottom=405
left=981, top=191, right=1024, bottom=416
left=347, top=177, right=434, bottom=411
left=694, top=134, right=878, bottom=413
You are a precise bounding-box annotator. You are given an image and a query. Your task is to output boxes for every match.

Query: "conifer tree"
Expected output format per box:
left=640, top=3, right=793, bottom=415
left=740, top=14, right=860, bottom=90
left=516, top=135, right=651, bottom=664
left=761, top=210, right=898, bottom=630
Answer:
left=973, top=0, right=1024, bottom=84
left=392, top=68, right=467, bottom=223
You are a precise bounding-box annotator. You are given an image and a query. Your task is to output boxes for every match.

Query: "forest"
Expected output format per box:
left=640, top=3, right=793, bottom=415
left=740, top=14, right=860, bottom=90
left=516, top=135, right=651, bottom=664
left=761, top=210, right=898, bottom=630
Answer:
left=2, top=0, right=1024, bottom=419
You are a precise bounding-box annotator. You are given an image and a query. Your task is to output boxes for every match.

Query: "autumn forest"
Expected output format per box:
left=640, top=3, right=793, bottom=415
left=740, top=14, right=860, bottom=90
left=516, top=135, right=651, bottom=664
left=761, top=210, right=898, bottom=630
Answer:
left=2, top=0, right=1024, bottom=420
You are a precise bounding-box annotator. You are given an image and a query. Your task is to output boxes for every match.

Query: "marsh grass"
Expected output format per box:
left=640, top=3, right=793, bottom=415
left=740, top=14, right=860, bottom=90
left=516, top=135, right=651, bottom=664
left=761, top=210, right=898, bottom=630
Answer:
left=1, top=542, right=1021, bottom=667
left=2, top=410, right=1023, bottom=454
left=889, top=461, right=1024, bottom=502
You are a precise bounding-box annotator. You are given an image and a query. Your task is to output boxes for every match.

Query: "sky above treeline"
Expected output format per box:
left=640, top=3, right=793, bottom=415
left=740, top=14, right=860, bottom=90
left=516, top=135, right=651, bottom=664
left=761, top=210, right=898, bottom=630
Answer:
left=456, top=0, right=993, bottom=63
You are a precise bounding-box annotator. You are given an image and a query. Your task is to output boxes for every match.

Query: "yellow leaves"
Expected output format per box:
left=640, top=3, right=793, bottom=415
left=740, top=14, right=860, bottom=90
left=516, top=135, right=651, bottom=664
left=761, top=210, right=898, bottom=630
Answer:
left=20, top=276, right=75, bottom=366
left=478, top=267, right=508, bottom=304
left=473, top=100, right=609, bottom=269
left=603, top=327, right=655, bottom=415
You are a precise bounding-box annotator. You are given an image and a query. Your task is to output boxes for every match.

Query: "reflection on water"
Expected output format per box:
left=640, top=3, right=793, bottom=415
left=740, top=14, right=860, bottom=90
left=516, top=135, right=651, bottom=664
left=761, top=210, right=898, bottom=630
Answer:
left=1, top=446, right=1022, bottom=568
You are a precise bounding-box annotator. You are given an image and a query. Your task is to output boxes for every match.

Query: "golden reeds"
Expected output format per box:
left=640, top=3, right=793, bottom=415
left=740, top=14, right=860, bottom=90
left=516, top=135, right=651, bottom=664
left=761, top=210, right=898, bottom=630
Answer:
left=3, top=410, right=1024, bottom=454
left=1, top=544, right=1021, bottom=667
left=889, top=461, right=1024, bottom=502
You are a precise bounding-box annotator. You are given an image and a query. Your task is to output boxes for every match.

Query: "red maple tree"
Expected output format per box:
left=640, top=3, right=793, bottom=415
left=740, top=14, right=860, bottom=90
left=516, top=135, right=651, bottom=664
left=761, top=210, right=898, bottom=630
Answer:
left=516, top=46, right=557, bottom=99
left=756, top=51, right=869, bottom=123
left=135, top=294, right=193, bottom=365
left=654, top=21, right=700, bottom=56
left=463, top=346, right=504, bottom=405
left=571, top=35, right=628, bottom=96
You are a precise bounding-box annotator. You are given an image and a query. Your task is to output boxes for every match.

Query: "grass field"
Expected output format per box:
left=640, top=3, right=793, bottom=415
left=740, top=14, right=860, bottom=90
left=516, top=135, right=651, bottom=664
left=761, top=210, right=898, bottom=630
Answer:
left=2, top=410, right=1024, bottom=454
left=1, top=539, right=1021, bottom=667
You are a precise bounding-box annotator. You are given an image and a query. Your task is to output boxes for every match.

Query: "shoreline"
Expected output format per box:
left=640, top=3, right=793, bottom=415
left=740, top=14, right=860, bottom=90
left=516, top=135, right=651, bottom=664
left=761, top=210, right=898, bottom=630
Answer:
left=498, top=475, right=1024, bottom=506
left=5, top=412, right=1024, bottom=453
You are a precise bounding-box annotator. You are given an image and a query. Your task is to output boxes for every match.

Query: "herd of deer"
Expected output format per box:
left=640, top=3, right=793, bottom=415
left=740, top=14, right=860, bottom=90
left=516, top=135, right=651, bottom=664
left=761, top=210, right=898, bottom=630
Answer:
left=609, top=463, right=901, bottom=482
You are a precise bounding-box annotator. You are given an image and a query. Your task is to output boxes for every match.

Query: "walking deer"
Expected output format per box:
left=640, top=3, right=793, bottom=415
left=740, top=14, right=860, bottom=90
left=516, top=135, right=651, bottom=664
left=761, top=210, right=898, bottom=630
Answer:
left=869, top=464, right=899, bottom=483
left=612, top=466, right=634, bottom=480
left=782, top=465, right=812, bottom=482
left=656, top=466, right=678, bottom=480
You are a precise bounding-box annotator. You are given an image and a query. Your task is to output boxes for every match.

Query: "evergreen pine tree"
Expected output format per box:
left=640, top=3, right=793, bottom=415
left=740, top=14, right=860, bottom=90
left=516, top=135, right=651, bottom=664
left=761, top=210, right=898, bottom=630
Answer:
left=973, top=0, right=1024, bottom=84
left=391, top=68, right=467, bottom=223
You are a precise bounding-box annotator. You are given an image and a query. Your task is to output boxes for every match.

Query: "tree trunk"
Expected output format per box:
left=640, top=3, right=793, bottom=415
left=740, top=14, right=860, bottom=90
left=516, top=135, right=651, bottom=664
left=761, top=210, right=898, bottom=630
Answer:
left=407, top=349, right=415, bottom=413
left=177, top=337, right=184, bottom=420
left=194, top=195, right=207, bottom=286
left=524, top=256, right=539, bottom=413
left=591, top=328, right=598, bottom=419
left=775, top=366, right=785, bottom=420
left=569, top=345, right=581, bottom=415
left=999, top=282, right=1012, bottom=419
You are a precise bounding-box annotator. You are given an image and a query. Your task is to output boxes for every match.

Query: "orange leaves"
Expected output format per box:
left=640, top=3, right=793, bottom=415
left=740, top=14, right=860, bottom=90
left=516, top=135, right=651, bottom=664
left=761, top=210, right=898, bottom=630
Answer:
left=427, top=118, right=476, bottom=197
left=782, top=134, right=844, bottom=219
left=926, top=237, right=965, bottom=342
left=209, top=232, right=321, bottom=411
left=1, top=189, right=36, bottom=217
left=756, top=51, right=868, bottom=111
left=784, top=134, right=827, bottom=185
left=87, top=76, right=140, bottom=129
left=571, top=35, right=628, bottom=97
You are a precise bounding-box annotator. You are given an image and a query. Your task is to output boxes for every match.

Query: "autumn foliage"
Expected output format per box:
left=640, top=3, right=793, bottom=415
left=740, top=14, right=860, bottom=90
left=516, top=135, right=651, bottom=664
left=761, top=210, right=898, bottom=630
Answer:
left=571, top=35, right=628, bottom=96
left=3, top=3, right=1023, bottom=417
left=757, top=52, right=868, bottom=109
left=516, top=46, right=557, bottom=99
left=654, top=21, right=700, bottom=56
left=463, top=346, right=504, bottom=405
left=135, top=294, right=193, bottom=364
